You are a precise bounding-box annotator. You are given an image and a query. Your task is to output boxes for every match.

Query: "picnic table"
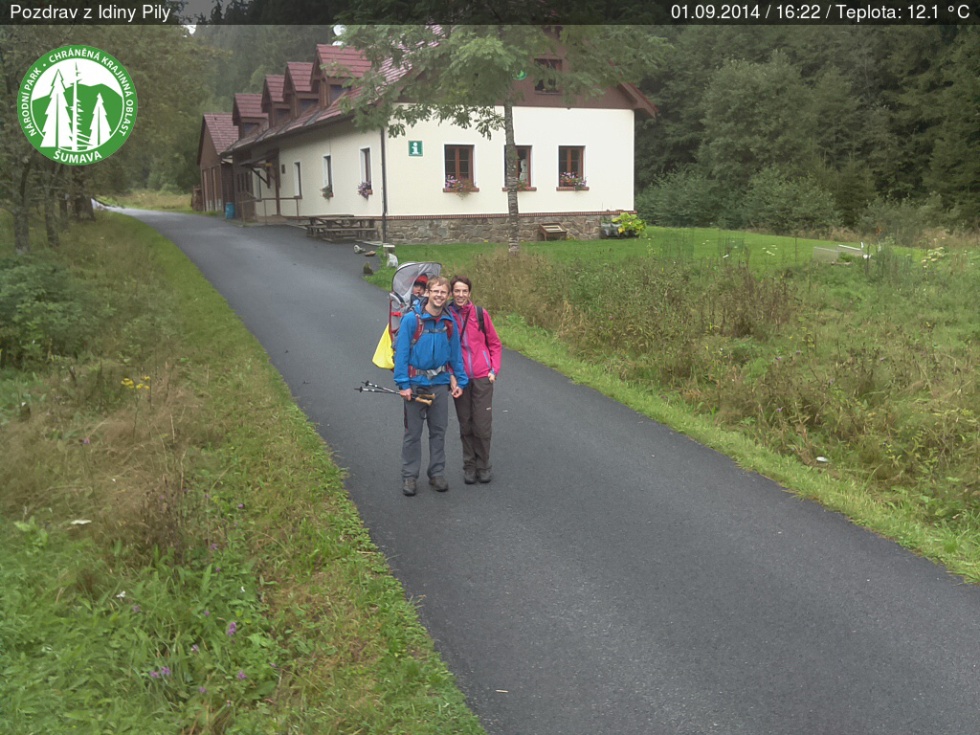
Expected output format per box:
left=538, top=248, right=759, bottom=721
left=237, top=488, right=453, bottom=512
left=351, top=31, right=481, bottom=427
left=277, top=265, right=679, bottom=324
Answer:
left=304, top=215, right=377, bottom=241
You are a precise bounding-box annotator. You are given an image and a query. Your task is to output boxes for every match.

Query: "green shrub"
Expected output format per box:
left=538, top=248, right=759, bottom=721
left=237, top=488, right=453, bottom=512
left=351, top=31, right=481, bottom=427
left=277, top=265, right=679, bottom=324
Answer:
left=637, top=170, right=728, bottom=227
left=858, top=197, right=929, bottom=246
left=611, top=212, right=647, bottom=237
left=0, top=257, right=104, bottom=368
left=739, top=168, right=842, bottom=233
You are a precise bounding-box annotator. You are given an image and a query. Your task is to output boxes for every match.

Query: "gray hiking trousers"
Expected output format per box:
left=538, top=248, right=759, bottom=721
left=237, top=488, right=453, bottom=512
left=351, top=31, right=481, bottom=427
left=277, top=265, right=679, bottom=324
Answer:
left=401, top=383, right=451, bottom=480
left=453, top=376, right=494, bottom=472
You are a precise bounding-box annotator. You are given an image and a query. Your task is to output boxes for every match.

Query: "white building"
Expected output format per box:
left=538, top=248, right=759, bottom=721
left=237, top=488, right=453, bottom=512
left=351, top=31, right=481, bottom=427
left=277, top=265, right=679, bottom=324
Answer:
left=210, top=41, right=657, bottom=243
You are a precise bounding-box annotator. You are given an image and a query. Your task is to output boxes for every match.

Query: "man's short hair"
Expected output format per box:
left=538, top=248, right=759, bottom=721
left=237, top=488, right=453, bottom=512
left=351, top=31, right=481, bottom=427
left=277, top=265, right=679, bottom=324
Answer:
left=427, top=275, right=450, bottom=291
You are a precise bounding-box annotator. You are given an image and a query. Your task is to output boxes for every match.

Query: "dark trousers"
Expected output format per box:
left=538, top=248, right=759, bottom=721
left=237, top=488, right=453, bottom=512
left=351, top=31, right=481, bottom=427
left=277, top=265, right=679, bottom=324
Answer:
left=453, top=377, right=494, bottom=471
left=402, top=384, right=450, bottom=479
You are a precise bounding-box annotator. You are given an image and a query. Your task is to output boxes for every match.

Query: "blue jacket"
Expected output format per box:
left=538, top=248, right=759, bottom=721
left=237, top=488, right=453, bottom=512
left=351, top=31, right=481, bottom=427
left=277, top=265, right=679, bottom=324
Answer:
left=394, top=304, right=469, bottom=391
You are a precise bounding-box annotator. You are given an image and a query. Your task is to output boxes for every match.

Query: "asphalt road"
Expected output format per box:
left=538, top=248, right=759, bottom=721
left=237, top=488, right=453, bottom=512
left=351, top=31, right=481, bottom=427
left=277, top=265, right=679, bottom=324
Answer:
left=126, top=210, right=980, bottom=735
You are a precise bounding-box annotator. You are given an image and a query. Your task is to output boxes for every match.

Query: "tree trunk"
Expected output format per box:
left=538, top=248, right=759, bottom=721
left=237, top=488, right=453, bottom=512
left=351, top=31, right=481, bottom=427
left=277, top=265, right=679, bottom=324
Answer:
left=13, top=157, right=33, bottom=255
left=503, top=100, right=521, bottom=255
left=43, top=161, right=62, bottom=247
left=44, top=194, right=59, bottom=247
left=72, top=169, right=95, bottom=221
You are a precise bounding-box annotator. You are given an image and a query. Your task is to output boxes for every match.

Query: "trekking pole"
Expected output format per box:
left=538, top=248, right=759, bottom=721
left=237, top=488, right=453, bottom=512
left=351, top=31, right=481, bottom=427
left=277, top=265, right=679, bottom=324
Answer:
left=356, top=381, right=434, bottom=406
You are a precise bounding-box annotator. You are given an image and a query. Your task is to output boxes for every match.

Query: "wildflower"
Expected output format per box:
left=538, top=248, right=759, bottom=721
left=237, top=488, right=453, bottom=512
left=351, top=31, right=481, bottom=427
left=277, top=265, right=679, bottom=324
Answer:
left=227, top=621, right=238, bottom=636
left=199, top=686, right=207, bottom=694
left=161, top=666, right=171, bottom=677
left=237, top=670, right=247, bottom=680
left=81, top=437, right=91, bottom=445
left=132, top=604, right=141, bottom=614
left=203, top=609, right=211, bottom=617
left=150, top=670, right=160, bottom=679
left=210, top=543, right=218, bottom=551
left=191, top=644, right=200, bottom=654
left=237, top=503, right=245, bottom=510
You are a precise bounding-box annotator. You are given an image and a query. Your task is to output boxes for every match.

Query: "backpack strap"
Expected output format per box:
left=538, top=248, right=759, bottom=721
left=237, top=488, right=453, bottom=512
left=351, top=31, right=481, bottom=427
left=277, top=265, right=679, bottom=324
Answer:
left=412, top=313, right=453, bottom=346
left=476, top=306, right=486, bottom=334
left=408, top=313, right=454, bottom=379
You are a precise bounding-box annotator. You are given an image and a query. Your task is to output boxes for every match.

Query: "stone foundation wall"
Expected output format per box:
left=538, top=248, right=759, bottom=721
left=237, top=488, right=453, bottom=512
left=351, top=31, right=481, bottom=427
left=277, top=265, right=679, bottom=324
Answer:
left=383, top=213, right=615, bottom=244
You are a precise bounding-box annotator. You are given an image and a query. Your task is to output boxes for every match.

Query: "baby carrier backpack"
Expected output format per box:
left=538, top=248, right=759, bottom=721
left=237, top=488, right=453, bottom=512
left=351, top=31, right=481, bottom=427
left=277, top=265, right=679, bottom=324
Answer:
left=372, top=261, right=443, bottom=370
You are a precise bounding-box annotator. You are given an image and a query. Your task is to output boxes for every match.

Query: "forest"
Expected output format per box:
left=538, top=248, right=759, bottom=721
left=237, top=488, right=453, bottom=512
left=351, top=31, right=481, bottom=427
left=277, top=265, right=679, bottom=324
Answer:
left=1, top=23, right=976, bottom=252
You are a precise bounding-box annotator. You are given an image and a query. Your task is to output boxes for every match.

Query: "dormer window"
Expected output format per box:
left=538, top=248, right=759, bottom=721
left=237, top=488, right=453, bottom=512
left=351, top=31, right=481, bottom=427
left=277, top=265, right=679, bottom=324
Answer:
left=534, top=59, right=561, bottom=94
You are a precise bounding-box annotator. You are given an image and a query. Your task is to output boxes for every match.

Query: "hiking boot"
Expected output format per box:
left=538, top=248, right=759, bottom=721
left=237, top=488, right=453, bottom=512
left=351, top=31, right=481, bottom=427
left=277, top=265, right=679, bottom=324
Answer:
left=429, top=475, right=449, bottom=492
left=402, top=477, right=417, bottom=496
left=477, top=468, right=493, bottom=484
left=463, top=468, right=478, bottom=485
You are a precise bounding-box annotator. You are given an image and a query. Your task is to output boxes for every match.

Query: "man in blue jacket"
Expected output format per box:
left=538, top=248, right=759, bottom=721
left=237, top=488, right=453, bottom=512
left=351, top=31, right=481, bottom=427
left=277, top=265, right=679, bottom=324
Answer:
left=394, top=275, right=467, bottom=495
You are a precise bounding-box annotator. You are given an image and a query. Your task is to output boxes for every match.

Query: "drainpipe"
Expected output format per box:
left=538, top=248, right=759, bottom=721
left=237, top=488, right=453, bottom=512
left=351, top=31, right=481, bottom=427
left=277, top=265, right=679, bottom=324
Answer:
left=379, top=127, right=389, bottom=245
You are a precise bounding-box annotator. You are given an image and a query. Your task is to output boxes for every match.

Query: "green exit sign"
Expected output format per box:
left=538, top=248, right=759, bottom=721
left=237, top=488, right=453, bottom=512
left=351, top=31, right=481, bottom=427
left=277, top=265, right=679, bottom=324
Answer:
left=408, top=141, right=423, bottom=156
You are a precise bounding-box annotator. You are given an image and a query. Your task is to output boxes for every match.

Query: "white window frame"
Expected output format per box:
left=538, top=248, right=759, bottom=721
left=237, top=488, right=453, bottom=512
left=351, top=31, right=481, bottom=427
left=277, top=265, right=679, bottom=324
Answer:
left=360, top=147, right=372, bottom=186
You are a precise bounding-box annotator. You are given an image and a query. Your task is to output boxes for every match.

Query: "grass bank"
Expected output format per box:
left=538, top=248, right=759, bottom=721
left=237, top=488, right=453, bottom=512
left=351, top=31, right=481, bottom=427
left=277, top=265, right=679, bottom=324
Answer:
left=373, top=230, right=980, bottom=583
left=0, top=214, right=485, bottom=733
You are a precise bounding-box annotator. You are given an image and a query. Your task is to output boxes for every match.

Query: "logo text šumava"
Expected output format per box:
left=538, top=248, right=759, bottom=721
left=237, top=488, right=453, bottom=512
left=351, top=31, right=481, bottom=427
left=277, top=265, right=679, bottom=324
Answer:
left=19, top=45, right=137, bottom=165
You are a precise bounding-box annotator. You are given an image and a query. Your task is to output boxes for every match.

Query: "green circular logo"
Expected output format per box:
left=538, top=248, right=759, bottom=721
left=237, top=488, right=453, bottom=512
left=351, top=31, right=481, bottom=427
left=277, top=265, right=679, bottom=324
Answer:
left=18, top=45, right=137, bottom=166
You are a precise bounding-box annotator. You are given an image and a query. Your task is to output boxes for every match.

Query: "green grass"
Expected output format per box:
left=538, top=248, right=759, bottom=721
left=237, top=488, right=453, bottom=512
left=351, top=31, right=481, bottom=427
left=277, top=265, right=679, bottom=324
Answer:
left=0, top=213, right=486, bottom=734
left=374, top=226, right=922, bottom=279
left=98, top=189, right=199, bottom=214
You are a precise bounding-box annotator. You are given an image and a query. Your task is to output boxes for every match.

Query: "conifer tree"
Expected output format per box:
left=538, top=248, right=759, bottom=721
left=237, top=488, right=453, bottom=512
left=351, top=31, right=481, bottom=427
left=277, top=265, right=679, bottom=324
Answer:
left=88, top=93, right=111, bottom=149
left=41, top=68, right=74, bottom=150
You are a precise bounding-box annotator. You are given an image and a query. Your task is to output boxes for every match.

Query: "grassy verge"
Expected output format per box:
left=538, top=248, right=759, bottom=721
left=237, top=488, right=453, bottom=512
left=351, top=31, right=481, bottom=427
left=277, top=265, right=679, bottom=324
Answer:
left=97, top=189, right=202, bottom=214
left=0, top=214, right=485, bottom=733
left=373, top=232, right=980, bottom=584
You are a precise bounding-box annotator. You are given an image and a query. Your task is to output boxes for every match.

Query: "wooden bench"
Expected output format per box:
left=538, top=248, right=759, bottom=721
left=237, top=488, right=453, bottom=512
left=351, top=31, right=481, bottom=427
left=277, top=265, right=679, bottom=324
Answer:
left=317, top=227, right=377, bottom=240
left=304, top=216, right=377, bottom=241
left=538, top=222, right=567, bottom=241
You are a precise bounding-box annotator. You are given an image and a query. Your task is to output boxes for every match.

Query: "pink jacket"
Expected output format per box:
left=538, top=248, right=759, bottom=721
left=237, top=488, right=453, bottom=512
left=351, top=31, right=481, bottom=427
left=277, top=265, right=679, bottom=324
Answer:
left=450, top=302, right=502, bottom=380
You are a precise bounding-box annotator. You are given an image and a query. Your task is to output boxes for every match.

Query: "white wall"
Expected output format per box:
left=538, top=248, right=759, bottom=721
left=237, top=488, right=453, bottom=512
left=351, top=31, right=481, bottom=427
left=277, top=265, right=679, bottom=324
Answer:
left=388, top=106, right=636, bottom=216
left=270, top=105, right=636, bottom=218
left=276, top=121, right=384, bottom=218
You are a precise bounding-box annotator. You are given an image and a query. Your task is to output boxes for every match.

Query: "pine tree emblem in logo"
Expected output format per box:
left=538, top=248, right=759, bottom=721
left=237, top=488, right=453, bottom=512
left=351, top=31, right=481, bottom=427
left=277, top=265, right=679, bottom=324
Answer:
left=18, top=45, right=137, bottom=166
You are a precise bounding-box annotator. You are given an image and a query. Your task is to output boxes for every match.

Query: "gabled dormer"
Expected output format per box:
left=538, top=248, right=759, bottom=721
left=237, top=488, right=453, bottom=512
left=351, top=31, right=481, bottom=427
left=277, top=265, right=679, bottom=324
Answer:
left=312, top=44, right=371, bottom=108
left=261, top=75, right=290, bottom=128
left=232, top=93, right=267, bottom=138
left=284, top=61, right=318, bottom=118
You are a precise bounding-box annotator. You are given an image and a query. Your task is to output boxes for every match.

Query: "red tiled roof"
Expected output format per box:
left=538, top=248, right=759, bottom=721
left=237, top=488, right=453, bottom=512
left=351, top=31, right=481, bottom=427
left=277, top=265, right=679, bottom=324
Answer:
left=203, top=112, right=238, bottom=154
left=232, top=93, right=265, bottom=123
left=314, top=44, right=372, bottom=79
left=285, top=62, right=314, bottom=94
left=263, top=75, right=285, bottom=105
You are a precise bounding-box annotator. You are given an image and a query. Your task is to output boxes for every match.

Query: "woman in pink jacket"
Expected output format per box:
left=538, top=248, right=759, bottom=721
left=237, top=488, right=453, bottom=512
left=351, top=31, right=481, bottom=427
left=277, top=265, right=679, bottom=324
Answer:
left=449, top=275, right=502, bottom=484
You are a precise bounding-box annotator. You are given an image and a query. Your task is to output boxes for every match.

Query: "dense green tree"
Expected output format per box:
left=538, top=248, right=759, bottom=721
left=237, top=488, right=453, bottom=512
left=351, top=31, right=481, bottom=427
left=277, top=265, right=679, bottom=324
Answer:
left=635, top=25, right=975, bottom=230
left=698, top=52, right=817, bottom=187
left=1, top=25, right=216, bottom=252
left=0, top=26, right=73, bottom=253
left=923, top=27, right=979, bottom=223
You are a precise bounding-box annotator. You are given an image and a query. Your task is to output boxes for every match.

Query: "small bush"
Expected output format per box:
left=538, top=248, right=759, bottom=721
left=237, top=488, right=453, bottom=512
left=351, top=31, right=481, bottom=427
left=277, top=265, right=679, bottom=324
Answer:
left=739, top=168, right=842, bottom=234
left=859, top=197, right=928, bottom=246
left=637, top=170, right=728, bottom=227
left=0, top=257, right=104, bottom=368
